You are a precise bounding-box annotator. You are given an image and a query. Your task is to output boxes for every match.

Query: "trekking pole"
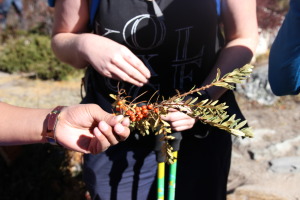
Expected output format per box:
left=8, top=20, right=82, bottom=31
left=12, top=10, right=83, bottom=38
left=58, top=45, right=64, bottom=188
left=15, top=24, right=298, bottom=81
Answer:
left=168, top=151, right=177, bottom=200
left=155, top=134, right=166, bottom=200
left=157, top=161, right=165, bottom=200
left=168, top=132, right=182, bottom=200
left=155, top=132, right=182, bottom=200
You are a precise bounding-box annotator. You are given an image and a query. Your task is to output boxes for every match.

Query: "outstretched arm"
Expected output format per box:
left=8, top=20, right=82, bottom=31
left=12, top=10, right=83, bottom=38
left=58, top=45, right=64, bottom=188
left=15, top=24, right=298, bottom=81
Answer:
left=0, top=102, right=130, bottom=154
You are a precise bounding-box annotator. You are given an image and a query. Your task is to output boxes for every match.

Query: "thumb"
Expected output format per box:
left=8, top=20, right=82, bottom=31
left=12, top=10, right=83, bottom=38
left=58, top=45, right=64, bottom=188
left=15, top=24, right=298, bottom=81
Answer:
left=104, top=115, right=125, bottom=127
left=87, top=104, right=124, bottom=126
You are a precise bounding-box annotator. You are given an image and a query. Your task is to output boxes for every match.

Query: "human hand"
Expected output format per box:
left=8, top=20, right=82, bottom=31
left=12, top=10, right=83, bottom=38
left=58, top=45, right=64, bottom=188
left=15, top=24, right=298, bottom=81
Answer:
left=160, top=108, right=196, bottom=132
left=82, top=34, right=151, bottom=87
left=54, top=104, right=130, bottom=154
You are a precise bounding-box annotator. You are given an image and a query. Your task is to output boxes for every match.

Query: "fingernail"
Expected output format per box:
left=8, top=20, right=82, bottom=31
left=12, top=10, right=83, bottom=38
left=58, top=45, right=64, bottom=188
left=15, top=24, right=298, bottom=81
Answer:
left=99, top=121, right=109, bottom=131
left=114, top=115, right=124, bottom=122
left=115, top=123, right=125, bottom=134
left=135, top=82, right=143, bottom=87
left=94, top=127, right=102, bottom=136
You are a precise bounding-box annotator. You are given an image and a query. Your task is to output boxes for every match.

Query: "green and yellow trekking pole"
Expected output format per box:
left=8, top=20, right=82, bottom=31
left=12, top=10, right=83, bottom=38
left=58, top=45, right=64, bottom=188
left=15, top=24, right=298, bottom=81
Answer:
left=168, top=132, right=182, bottom=200
left=167, top=150, right=177, bottom=200
left=155, top=134, right=166, bottom=200
left=155, top=132, right=182, bottom=200
left=157, top=161, right=165, bottom=200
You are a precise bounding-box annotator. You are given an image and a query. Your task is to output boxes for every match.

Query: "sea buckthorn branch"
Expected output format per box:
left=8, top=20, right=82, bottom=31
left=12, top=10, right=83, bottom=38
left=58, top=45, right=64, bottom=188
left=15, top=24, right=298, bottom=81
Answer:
left=110, top=64, right=254, bottom=164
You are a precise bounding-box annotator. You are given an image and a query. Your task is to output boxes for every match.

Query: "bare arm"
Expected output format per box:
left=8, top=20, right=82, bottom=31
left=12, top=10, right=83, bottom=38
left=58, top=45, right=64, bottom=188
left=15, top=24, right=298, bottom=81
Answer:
left=0, top=102, right=130, bottom=154
left=51, top=0, right=150, bottom=87
left=0, top=102, right=51, bottom=145
left=162, top=0, right=258, bottom=131
left=203, top=0, right=259, bottom=100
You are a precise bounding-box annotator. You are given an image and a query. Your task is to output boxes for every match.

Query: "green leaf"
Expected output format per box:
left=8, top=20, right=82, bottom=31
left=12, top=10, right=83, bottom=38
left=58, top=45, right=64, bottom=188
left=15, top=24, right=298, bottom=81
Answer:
left=184, top=97, right=193, bottom=104
left=161, top=120, right=170, bottom=127
left=234, top=120, right=248, bottom=130
left=229, top=129, right=246, bottom=137
left=109, top=94, right=117, bottom=100
left=189, top=97, right=199, bottom=105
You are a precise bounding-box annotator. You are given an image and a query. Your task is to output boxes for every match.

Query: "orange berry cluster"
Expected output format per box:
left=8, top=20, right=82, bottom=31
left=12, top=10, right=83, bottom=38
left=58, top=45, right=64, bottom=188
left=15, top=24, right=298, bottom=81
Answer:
left=115, top=100, right=159, bottom=122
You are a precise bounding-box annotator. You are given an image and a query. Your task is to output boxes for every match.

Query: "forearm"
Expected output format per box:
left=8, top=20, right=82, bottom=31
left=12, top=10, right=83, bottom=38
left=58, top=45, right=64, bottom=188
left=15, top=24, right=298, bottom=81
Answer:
left=203, top=0, right=258, bottom=100
left=51, top=0, right=91, bottom=69
left=51, top=33, right=91, bottom=69
left=203, top=37, right=258, bottom=100
left=0, top=102, right=50, bottom=145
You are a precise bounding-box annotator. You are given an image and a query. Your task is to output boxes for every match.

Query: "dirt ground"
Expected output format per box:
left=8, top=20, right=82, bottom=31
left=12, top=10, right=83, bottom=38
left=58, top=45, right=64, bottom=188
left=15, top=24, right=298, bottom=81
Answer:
left=228, top=93, right=300, bottom=200
left=1, top=71, right=300, bottom=200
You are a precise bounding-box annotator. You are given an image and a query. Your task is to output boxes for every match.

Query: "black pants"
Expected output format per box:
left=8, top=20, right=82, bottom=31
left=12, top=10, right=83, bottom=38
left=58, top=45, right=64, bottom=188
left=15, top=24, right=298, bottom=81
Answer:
left=83, top=127, right=231, bottom=200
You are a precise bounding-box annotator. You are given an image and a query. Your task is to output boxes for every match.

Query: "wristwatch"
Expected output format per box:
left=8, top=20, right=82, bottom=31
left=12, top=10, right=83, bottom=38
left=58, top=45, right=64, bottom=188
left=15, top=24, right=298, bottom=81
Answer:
left=45, top=106, right=65, bottom=145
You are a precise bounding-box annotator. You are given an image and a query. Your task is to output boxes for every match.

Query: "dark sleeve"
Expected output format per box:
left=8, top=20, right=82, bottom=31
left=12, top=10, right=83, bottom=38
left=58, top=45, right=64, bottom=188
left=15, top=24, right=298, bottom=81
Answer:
left=269, top=0, right=300, bottom=96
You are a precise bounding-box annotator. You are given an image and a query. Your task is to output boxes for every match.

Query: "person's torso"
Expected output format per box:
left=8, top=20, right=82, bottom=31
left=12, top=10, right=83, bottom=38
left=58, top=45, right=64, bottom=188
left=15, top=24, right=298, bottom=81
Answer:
left=86, top=0, right=222, bottom=111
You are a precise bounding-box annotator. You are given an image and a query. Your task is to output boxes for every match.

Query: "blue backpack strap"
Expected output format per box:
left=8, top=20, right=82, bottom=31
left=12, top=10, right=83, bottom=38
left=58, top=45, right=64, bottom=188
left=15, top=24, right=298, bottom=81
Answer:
left=215, top=0, right=221, bottom=16
left=89, top=0, right=100, bottom=27
left=48, top=0, right=55, bottom=7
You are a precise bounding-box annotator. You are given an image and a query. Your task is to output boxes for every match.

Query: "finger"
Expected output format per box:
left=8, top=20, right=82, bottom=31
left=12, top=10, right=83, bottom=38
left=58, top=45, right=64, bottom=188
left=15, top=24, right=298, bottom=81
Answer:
left=98, top=64, right=144, bottom=86
left=104, top=115, right=124, bottom=126
left=171, top=126, right=191, bottom=132
left=170, top=118, right=196, bottom=131
left=90, top=127, right=111, bottom=154
left=121, top=117, right=130, bottom=127
left=87, top=105, right=124, bottom=127
left=124, top=52, right=151, bottom=78
left=168, top=108, right=179, bottom=112
left=98, top=121, right=119, bottom=145
left=110, top=67, right=145, bottom=87
left=112, top=55, right=149, bottom=84
left=160, top=112, right=177, bottom=122
left=113, top=123, right=130, bottom=141
left=161, top=111, right=189, bottom=122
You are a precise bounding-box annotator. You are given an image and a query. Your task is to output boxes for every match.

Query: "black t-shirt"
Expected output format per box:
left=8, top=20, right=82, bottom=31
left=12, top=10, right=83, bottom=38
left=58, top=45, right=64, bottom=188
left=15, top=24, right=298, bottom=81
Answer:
left=85, top=0, right=223, bottom=113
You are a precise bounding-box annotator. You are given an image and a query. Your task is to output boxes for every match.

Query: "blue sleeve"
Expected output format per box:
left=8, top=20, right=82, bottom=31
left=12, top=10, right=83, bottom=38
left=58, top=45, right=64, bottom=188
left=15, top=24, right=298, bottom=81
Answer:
left=48, top=0, right=55, bottom=7
left=269, top=0, right=300, bottom=96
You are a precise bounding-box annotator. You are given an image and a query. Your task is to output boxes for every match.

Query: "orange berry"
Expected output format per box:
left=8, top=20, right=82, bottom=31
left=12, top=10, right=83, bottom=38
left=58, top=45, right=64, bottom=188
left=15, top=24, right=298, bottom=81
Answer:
left=136, top=111, right=141, bottom=115
left=142, top=109, right=148, bottom=114
left=135, top=107, right=141, bottom=111
left=130, top=116, right=136, bottom=121
left=117, top=100, right=123, bottom=106
left=141, top=105, right=147, bottom=110
left=116, top=106, right=121, bottom=112
left=126, top=110, right=133, bottom=116
left=147, top=104, right=154, bottom=110
left=154, top=107, right=159, bottom=113
left=138, top=114, right=144, bottom=119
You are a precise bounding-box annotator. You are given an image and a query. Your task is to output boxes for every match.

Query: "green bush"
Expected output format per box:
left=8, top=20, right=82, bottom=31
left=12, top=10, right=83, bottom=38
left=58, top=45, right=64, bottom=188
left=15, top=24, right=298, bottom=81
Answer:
left=0, top=31, right=80, bottom=80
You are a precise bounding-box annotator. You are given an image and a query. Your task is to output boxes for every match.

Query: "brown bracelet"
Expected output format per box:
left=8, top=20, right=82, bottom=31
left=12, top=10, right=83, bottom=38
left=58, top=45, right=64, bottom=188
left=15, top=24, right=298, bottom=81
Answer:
left=44, top=106, right=65, bottom=146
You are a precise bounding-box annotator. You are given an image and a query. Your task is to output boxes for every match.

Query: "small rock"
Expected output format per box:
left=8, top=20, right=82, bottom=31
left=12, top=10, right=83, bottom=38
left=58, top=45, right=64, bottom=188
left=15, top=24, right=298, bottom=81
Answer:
left=269, top=156, right=300, bottom=173
left=236, top=65, right=278, bottom=105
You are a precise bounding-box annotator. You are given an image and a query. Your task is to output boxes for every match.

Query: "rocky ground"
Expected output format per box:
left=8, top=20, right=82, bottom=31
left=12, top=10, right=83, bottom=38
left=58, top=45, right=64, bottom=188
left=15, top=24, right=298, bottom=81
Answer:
left=1, top=67, right=300, bottom=200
